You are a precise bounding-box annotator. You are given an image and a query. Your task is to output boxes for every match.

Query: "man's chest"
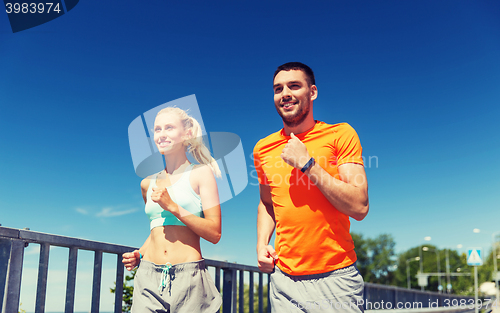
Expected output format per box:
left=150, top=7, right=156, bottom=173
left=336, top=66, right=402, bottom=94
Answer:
left=260, top=140, right=340, bottom=187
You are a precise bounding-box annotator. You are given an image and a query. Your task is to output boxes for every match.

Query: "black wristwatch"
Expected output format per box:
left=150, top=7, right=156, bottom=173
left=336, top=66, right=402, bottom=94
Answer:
left=301, top=157, right=315, bottom=173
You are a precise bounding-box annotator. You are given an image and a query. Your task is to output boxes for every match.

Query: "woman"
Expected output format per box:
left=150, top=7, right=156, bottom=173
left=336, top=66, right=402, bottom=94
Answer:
left=122, top=107, right=222, bottom=312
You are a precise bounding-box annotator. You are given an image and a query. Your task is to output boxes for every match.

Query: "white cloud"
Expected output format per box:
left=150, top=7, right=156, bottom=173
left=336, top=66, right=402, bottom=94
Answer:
left=75, top=207, right=88, bottom=215
left=96, top=207, right=138, bottom=217
left=25, top=245, right=40, bottom=255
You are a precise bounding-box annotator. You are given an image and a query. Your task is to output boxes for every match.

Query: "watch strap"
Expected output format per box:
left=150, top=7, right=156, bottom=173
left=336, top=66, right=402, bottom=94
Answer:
left=301, top=157, right=315, bottom=173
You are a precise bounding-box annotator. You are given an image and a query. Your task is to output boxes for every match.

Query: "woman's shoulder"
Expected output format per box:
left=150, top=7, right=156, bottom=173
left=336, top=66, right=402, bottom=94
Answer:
left=140, top=173, right=157, bottom=191
left=141, top=178, right=150, bottom=188
left=191, top=164, right=216, bottom=181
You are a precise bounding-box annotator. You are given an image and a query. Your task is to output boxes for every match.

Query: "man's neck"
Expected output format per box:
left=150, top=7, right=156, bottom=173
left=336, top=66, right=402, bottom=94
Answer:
left=282, top=117, right=316, bottom=136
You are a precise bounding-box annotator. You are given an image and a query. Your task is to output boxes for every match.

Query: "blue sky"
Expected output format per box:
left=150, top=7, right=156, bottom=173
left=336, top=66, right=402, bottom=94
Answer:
left=1, top=0, right=500, bottom=311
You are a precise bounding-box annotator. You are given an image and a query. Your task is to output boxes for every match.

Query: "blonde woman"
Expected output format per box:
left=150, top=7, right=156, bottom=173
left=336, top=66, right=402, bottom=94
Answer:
left=122, top=107, right=222, bottom=312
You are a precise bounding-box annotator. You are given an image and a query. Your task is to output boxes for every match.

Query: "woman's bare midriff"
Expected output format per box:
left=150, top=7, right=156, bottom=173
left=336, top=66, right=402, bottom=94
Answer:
left=144, top=225, right=202, bottom=265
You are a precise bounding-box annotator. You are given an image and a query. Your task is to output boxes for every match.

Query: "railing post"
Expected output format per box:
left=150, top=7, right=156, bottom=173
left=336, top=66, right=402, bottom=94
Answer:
left=0, top=238, right=11, bottom=310
left=2, top=239, right=25, bottom=313
left=223, top=268, right=237, bottom=313
left=65, top=247, right=78, bottom=313
left=267, top=273, right=271, bottom=313
left=91, top=250, right=103, bottom=313
left=258, top=272, right=263, bottom=313
left=215, top=267, right=221, bottom=313
left=35, top=242, right=50, bottom=313
left=393, top=286, right=397, bottom=310
left=239, top=270, right=244, bottom=313
left=249, top=272, right=254, bottom=313
left=413, top=285, right=416, bottom=307
left=114, top=253, right=124, bottom=313
left=363, top=284, right=367, bottom=311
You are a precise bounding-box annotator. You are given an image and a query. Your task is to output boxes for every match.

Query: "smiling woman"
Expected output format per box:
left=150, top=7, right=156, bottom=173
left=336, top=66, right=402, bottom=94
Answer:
left=121, top=107, right=223, bottom=312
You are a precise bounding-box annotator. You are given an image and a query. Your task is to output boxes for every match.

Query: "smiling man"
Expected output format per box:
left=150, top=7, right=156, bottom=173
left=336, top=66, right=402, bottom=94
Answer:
left=254, top=62, right=369, bottom=312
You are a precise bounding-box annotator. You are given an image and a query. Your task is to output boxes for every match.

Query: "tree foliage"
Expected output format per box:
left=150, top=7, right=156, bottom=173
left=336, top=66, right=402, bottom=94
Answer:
left=353, top=235, right=500, bottom=296
left=352, top=232, right=397, bottom=285
left=236, top=283, right=268, bottom=313
left=391, top=244, right=500, bottom=296
left=110, top=268, right=136, bottom=312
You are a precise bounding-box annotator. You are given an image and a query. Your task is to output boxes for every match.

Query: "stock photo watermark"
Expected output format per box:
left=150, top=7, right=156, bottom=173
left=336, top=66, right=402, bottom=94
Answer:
left=249, top=153, right=378, bottom=187
left=289, top=297, right=498, bottom=311
left=127, top=95, right=248, bottom=207
left=3, top=0, right=79, bottom=32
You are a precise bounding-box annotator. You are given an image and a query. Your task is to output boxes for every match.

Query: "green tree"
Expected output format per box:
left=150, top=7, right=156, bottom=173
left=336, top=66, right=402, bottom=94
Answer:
left=110, top=268, right=136, bottom=312
left=351, top=232, right=369, bottom=279
left=393, top=245, right=473, bottom=294
left=352, top=232, right=397, bottom=285
left=476, top=243, right=500, bottom=297
left=235, top=283, right=268, bottom=313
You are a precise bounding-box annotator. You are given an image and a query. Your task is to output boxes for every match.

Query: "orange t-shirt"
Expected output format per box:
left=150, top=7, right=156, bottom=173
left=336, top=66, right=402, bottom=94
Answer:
left=253, top=121, right=364, bottom=275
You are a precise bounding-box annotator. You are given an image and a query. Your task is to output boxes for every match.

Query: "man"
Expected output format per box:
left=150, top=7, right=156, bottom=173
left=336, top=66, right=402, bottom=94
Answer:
left=254, top=62, right=369, bottom=312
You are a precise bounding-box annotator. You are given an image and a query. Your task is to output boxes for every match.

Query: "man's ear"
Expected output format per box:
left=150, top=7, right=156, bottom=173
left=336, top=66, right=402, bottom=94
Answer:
left=310, top=85, right=318, bottom=101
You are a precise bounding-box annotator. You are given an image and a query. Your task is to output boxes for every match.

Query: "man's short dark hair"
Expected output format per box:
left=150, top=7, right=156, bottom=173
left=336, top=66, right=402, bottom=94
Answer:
left=273, top=62, right=315, bottom=86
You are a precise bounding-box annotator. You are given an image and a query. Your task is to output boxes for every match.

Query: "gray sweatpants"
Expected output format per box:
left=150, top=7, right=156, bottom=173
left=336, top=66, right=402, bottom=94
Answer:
left=131, top=259, right=222, bottom=313
left=270, top=264, right=364, bottom=312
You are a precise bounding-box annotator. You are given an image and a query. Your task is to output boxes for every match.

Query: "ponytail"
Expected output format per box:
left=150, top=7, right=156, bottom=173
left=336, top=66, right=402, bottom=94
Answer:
left=185, top=117, right=221, bottom=178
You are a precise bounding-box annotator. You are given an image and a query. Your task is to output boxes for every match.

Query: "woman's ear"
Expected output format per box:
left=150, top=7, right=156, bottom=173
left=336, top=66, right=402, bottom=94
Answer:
left=182, top=128, right=193, bottom=145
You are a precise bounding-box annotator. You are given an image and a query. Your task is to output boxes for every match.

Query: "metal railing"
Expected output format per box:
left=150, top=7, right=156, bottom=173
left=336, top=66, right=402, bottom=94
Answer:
left=0, top=226, right=480, bottom=313
left=364, top=282, right=477, bottom=311
left=0, top=226, right=270, bottom=313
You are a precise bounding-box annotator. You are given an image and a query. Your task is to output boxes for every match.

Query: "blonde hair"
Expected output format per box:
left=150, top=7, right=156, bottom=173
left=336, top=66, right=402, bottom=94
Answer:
left=156, top=107, right=221, bottom=178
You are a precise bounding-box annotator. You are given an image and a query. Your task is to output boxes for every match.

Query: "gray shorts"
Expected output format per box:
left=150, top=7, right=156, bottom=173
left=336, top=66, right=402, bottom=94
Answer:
left=131, top=259, right=222, bottom=313
left=270, top=264, right=364, bottom=313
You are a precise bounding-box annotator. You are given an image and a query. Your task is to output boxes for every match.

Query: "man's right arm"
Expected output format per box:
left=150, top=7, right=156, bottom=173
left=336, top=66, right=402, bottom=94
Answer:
left=257, top=183, right=278, bottom=272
